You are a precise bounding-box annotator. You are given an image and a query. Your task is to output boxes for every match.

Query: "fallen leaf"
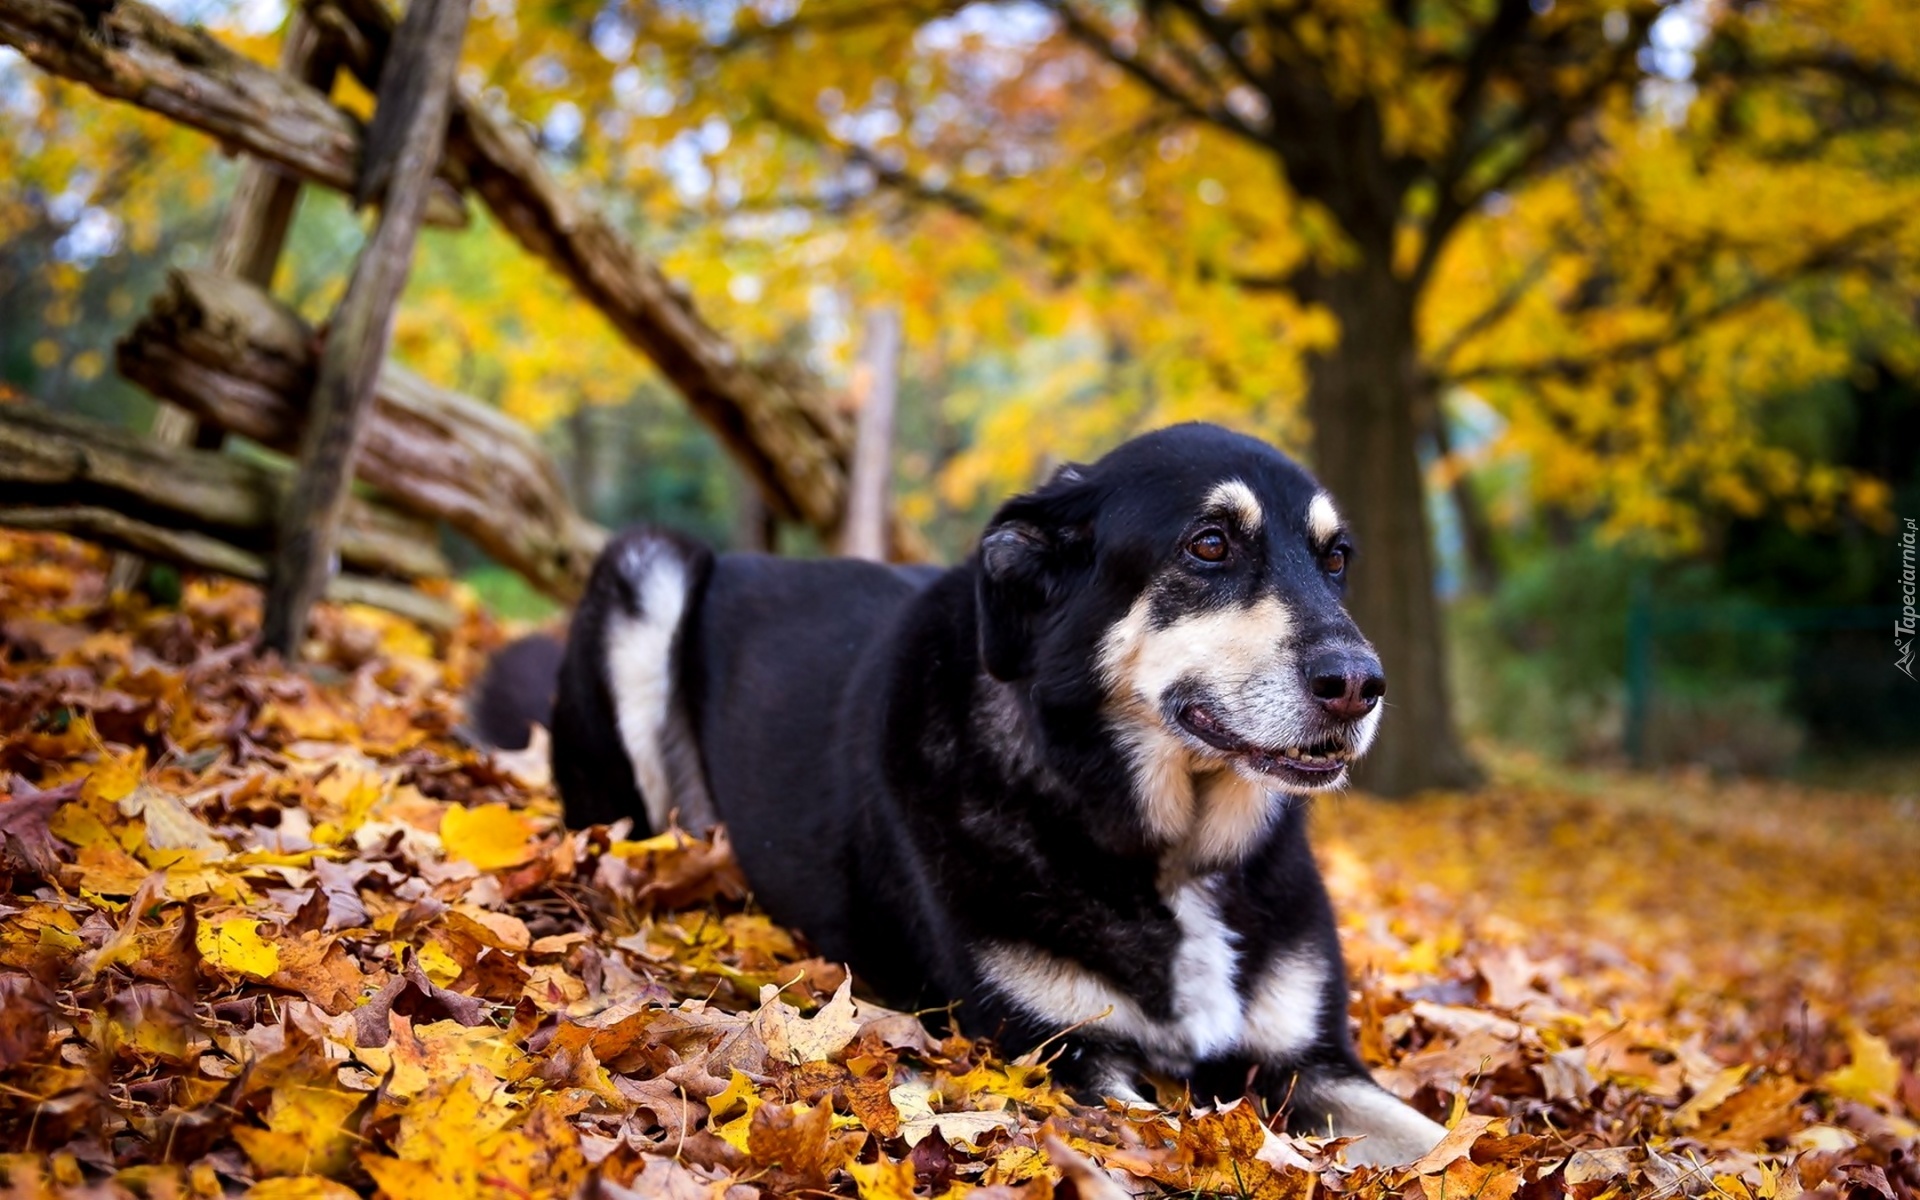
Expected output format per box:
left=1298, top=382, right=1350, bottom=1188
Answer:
left=756, top=976, right=861, bottom=1064
left=1821, top=1027, right=1901, bottom=1107
left=1690, top=1074, right=1807, bottom=1149
left=120, top=784, right=223, bottom=854
left=1673, top=1062, right=1752, bottom=1132
left=1043, top=1135, right=1135, bottom=1200
left=440, top=802, right=537, bottom=870
left=0, top=780, right=71, bottom=874
left=196, top=917, right=281, bottom=978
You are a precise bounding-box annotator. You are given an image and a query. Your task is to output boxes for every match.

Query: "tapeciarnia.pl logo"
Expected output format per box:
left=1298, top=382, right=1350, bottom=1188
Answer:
left=1900, top=516, right=1917, bottom=681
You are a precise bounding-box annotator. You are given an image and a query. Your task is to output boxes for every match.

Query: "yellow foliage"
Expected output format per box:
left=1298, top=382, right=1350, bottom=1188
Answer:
left=233, top=1078, right=366, bottom=1178
left=439, top=802, right=538, bottom=870
left=359, top=1069, right=583, bottom=1200
left=196, top=917, right=280, bottom=979
left=1821, top=1027, right=1903, bottom=1107
left=3, top=0, right=1914, bottom=555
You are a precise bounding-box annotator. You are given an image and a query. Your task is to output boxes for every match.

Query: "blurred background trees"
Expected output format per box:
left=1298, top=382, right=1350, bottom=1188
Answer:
left=4, top=0, right=1917, bottom=789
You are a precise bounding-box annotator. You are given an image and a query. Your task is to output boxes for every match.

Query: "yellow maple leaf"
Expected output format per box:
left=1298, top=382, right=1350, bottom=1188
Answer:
left=1674, top=1063, right=1752, bottom=1132
left=48, top=801, right=111, bottom=850
left=72, top=840, right=156, bottom=897
left=708, top=1068, right=765, bottom=1153
left=359, top=1067, right=576, bottom=1200
left=197, top=917, right=280, bottom=978
left=357, top=1018, right=523, bottom=1101
left=415, top=938, right=463, bottom=987
left=82, top=748, right=146, bottom=806
left=1822, top=1027, right=1901, bottom=1107
left=755, top=976, right=861, bottom=1064
left=232, top=1077, right=365, bottom=1178
left=439, top=803, right=536, bottom=870
left=849, top=1157, right=918, bottom=1200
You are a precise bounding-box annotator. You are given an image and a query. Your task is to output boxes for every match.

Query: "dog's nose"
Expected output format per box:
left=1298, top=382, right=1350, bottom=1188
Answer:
left=1305, top=649, right=1384, bottom=721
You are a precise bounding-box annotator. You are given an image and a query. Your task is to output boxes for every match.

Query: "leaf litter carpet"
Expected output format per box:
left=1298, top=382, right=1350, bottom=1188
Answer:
left=0, top=532, right=1914, bottom=1199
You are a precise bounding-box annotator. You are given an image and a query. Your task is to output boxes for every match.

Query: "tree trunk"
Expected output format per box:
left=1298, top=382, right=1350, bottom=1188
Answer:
left=836, top=304, right=901, bottom=561
left=1308, top=261, right=1481, bottom=796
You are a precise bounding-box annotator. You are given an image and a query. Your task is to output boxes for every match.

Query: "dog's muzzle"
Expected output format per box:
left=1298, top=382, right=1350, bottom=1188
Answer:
left=1166, top=644, right=1384, bottom=788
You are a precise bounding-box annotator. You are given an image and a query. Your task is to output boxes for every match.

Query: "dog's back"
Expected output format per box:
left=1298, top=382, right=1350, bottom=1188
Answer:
left=686, top=552, right=938, bottom=955
left=483, top=528, right=945, bottom=984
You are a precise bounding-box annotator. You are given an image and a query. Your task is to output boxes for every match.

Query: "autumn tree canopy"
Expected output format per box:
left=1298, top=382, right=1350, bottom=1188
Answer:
left=543, top=0, right=1919, bottom=792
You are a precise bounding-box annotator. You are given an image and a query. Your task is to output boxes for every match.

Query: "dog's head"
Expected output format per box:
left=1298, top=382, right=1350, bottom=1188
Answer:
left=977, top=423, right=1381, bottom=803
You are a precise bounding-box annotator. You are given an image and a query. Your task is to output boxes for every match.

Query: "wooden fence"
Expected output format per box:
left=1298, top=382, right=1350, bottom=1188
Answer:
left=0, top=0, right=912, bottom=651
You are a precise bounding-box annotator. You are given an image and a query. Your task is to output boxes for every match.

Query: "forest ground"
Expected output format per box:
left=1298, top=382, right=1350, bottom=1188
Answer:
left=0, top=530, right=1914, bottom=1200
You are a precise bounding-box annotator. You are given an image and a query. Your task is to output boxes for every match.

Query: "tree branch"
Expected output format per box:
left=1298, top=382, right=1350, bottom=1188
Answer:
left=1409, top=12, right=1651, bottom=296
left=1706, top=45, right=1920, bottom=101
left=1441, top=217, right=1904, bottom=386
left=1039, top=0, right=1270, bottom=152
left=0, top=0, right=468, bottom=225
left=1424, top=243, right=1559, bottom=373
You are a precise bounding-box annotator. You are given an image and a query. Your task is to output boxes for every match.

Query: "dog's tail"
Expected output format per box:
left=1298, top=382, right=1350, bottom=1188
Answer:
left=468, top=631, right=565, bottom=751
left=552, top=527, right=717, bottom=835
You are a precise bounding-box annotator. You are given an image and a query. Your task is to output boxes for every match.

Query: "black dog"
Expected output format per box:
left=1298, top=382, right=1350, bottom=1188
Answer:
left=476, top=423, right=1444, bottom=1165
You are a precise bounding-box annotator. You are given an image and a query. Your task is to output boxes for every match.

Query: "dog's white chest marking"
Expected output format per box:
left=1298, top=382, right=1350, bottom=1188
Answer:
left=1162, top=877, right=1243, bottom=1061
left=980, top=877, right=1330, bottom=1072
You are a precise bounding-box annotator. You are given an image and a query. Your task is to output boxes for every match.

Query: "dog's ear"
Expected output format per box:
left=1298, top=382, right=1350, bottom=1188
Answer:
left=975, top=471, right=1092, bottom=680
left=976, top=521, right=1054, bottom=680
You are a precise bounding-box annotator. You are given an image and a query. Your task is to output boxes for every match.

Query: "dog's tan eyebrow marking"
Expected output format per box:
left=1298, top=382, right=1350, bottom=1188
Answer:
left=1205, top=480, right=1263, bottom=531
left=1307, top=492, right=1344, bottom=546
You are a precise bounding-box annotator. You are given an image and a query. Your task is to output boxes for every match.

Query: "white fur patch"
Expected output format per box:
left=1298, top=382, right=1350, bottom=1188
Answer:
left=977, top=942, right=1172, bottom=1059
left=604, top=550, right=689, bottom=833
left=1313, top=1078, right=1447, bottom=1167
left=1242, top=950, right=1326, bottom=1064
left=978, top=878, right=1245, bottom=1073
left=1206, top=479, right=1263, bottom=532
left=1163, top=877, right=1243, bottom=1061
left=1307, top=492, right=1343, bottom=546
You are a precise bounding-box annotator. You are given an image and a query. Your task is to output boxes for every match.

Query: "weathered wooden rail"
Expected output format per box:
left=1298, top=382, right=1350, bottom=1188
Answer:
left=0, top=405, right=457, bottom=628
left=0, top=0, right=864, bottom=529
left=0, top=0, right=917, bottom=649
left=117, top=269, right=606, bottom=600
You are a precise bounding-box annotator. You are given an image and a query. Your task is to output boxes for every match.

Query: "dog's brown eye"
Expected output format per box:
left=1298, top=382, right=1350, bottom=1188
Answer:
left=1187, top=529, right=1229, bottom=563
left=1321, top=546, right=1348, bottom=575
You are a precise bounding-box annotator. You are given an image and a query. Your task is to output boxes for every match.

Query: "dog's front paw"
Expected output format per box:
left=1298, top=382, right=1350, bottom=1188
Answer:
left=1283, top=1074, right=1447, bottom=1167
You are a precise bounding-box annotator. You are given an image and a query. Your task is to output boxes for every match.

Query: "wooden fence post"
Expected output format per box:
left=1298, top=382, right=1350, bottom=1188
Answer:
left=107, top=11, right=338, bottom=595
left=258, top=0, right=468, bottom=656
left=837, top=305, right=902, bottom=561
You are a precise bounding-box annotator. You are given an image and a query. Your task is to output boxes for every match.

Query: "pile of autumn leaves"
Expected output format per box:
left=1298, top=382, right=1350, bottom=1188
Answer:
left=0, top=532, right=1914, bottom=1200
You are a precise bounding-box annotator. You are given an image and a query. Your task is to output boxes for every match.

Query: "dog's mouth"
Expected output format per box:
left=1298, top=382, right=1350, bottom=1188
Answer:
left=1174, top=702, right=1353, bottom=783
